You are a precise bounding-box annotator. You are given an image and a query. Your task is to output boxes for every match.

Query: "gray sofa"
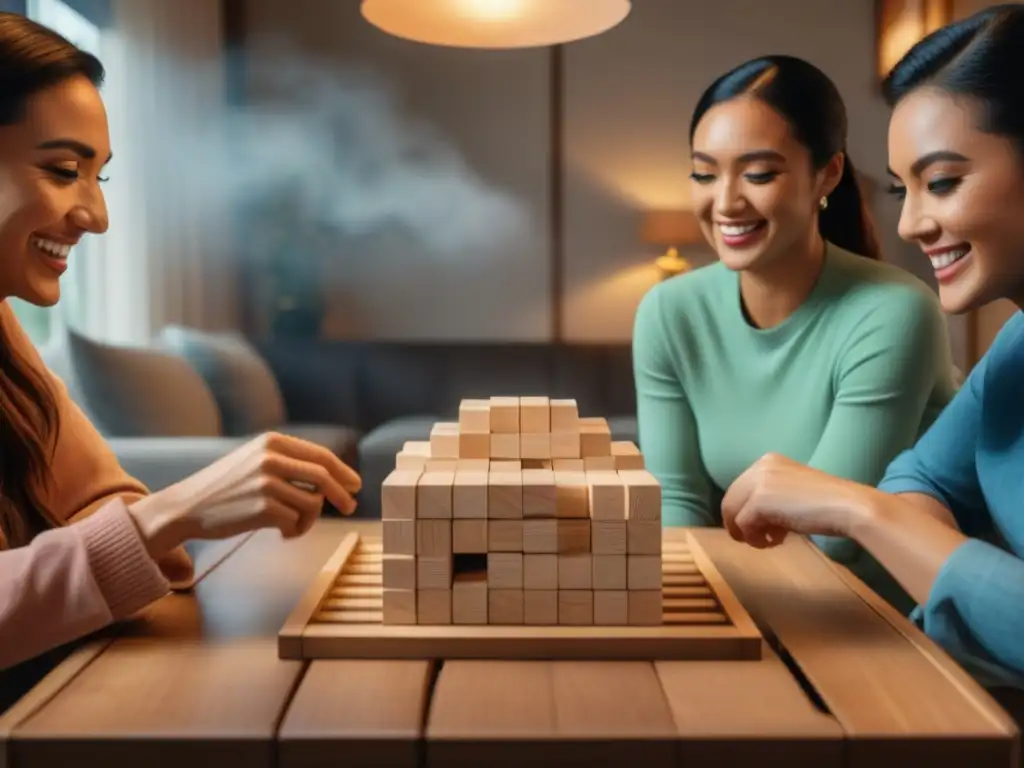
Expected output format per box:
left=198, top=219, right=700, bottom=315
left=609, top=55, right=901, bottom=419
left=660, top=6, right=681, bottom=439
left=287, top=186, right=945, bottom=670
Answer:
left=42, top=327, right=638, bottom=519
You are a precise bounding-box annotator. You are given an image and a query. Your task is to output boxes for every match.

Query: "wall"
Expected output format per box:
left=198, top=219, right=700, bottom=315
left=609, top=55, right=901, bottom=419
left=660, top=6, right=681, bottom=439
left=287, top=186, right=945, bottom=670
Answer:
left=241, top=0, right=964, bottom=358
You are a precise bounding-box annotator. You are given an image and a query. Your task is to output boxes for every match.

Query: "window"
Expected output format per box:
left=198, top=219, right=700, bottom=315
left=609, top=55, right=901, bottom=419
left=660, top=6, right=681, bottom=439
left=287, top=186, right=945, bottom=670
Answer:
left=10, top=0, right=105, bottom=347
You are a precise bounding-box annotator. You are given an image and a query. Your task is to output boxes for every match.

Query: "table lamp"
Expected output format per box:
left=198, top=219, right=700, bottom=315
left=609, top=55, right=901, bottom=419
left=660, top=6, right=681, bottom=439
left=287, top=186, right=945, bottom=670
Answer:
left=640, top=210, right=702, bottom=279
left=360, top=0, right=631, bottom=49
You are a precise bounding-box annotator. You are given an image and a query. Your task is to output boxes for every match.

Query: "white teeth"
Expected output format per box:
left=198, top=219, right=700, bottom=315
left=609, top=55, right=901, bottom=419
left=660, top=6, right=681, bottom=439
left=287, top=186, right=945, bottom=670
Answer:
left=719, top=223, right=761, bottom=236
left=33, top=237, right=71, bottom=259
left=930, top=248, right=969, bottom=270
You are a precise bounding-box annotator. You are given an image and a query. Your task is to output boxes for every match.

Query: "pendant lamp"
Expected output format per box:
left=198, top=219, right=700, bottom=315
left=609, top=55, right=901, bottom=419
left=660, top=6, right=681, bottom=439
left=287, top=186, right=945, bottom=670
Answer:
left=360, top=0, right=632, bottom=49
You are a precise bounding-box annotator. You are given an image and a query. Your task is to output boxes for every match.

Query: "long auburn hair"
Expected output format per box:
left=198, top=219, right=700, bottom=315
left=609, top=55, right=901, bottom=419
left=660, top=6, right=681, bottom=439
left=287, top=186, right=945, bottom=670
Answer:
left=0, top=12, right=105, bottom=547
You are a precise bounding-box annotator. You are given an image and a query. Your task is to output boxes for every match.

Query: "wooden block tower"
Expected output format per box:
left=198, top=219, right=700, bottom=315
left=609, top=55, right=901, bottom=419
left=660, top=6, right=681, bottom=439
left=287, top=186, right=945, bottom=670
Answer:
left=380, top=396, right=661, bottom=626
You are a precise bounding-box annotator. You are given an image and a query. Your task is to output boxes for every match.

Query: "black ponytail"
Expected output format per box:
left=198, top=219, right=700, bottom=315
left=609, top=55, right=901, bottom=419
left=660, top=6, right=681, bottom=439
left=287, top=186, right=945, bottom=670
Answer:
left=691, top=54, right=880, bottom=259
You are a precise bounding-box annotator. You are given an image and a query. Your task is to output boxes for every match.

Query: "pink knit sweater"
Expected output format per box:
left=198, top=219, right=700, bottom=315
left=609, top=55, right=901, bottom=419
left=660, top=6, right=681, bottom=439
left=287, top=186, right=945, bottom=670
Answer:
left=0, top=300, right=193, bottom=671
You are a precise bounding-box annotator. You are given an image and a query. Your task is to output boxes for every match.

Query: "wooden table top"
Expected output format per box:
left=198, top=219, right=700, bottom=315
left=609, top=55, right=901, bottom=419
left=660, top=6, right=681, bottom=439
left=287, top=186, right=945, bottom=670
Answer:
left=1, top=519, right=1019, bottom=768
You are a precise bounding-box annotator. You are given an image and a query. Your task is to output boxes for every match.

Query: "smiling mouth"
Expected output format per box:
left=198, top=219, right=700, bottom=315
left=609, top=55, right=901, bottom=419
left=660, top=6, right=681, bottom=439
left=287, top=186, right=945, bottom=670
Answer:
left=32, top=236, right=72, bottom=261
left=929, top=245, right=971, bottom=271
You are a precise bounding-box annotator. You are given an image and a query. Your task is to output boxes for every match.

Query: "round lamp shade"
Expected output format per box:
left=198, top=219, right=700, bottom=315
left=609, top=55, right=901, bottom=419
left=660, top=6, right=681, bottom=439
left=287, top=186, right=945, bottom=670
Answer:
left=361, top=0, right=631, bottom=49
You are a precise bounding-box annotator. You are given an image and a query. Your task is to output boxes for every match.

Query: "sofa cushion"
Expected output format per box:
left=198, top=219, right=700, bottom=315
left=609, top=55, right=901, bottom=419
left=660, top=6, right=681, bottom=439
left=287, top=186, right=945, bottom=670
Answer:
left=66, top=328, right=222, bottom=437
left=159, top=325, right=286, bottom=436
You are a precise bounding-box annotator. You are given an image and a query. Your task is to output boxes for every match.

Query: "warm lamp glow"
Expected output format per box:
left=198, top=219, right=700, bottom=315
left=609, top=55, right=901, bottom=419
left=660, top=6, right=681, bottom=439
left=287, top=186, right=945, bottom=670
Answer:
left=876, top=0, right=951, bottom=80
left=360, top=0, right=632, bottom=49
left=639, top=210, right=702, bottom=278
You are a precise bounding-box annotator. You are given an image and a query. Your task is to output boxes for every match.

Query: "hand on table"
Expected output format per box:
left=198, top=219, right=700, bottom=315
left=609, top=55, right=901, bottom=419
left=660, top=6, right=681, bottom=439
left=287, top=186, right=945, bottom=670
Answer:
left=127, top=431, right=362, bottom=560
left=721, top=453, right=871, bottom=549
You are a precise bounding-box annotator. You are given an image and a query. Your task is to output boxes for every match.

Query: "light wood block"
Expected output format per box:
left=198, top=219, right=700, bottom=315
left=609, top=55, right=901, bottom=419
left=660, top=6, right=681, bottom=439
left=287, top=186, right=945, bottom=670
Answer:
left=418, top=555, right=452, bottom=590
left=592, top=554, right=626, bottom=590
left=459, top=432, right=490, bottom=460
left=453, top=470, right=487, bottom=519
left=395, top=452, right=428, bottom=470
left=620, top=469, right=662, bottom=521
left=523, top=589, right=558, bottom=625
left=592, top=520, right=627, bottom=555
left=628, top=520, right=662, bottom=554
left=559, top=590, right=593, bottom=625
left=487, top=552, right=523, bottom=589
left=488, top=589, right=524, bottom=624
left=452, top=571, right=487, bottom=624
left=456, top=458, right=490, bottom=471
left=584, top=456, right=617, bottom=471
left=588, top=471, right=626, bottom=520
left=403, top=440, right=431, bottom=455
left=383, top=554, right=416, bottom=589
left=629, top=555, right=662, bottom=589
left=579, top=417, right=612, bottom=458
left=523, top=519, right=557, bottom=553
left=490, top=460, right=521, bottom=472
left=417, top=471, right=454, bottom=519
left=594, top=590, right=628, bottom=625
left=519, top=395, right=550, bottom=432
left=554, top=470, right=589, bottom=518
left=382, top=469, right=421, bottom=520
left=489, top=396, right=520, bottom=433
left=425, top=459, right=458, bottom=471
left=430, top=422, right=459, bottom=459
left=490, top=432, right=520, bottom=459
left=557, top=519, right=591, bottom=553
left=453, top=520, right=488, bottom=553
left=549, top=431, right=581, bottom=458
left=521, top=468, right=556, bottom=518
left=550, top=398, right=579, bottom=432
left=488, top=470, right=522, bottom=519
left=458, top=399, right=490, bottom=433
left=612, top=440, right=645, bottom=470
left=552, top=458, right=584, bottom=471
left=523, top=554, right=558, bottom=589
left=417, top=520, right=451, bottom=556
left=383, top=520, right=415, bottom=556
left=558, top=553, right=592, bottom=589
left=383, top=588, right=416, bottom=624
left=487, top=520, right=523, bottom=552
left=520, top=432, right=550, bottom=460
left=628, top=590, right=662, bottom=625
left=417, top=589, right=451, bottom=624
left=520, top=459, right=551, bottom=469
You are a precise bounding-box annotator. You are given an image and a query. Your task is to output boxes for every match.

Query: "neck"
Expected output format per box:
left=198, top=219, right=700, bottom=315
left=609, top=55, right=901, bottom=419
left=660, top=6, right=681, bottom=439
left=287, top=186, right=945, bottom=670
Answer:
left=739, top=231, right=826, bottom=329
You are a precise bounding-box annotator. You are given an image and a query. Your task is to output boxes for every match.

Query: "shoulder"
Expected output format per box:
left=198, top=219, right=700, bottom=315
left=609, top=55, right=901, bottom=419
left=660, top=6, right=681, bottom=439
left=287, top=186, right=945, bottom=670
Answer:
left=634, top=261, right=731, bottom=333
left=822, top=245, right=948, bottom=338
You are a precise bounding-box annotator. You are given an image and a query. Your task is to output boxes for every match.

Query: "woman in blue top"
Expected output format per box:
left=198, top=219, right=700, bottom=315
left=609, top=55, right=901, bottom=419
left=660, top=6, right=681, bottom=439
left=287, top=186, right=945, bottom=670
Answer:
left=721, top=4, right=1024, bottom=692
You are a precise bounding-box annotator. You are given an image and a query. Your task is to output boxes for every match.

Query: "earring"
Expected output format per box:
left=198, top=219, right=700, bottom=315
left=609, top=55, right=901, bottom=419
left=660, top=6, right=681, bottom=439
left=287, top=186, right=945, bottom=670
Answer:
left=819, top=196, right=829, bottom=210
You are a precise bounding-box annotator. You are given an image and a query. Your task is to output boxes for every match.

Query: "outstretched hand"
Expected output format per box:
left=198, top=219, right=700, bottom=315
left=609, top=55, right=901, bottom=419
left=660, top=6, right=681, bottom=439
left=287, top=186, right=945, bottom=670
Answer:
left=721, top=453, right=870, bottom=548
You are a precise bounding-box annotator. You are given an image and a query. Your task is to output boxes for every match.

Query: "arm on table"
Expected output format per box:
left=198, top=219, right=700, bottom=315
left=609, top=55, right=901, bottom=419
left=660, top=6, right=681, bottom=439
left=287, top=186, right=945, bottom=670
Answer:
left=632, top=286, right=717, bottom=526
left=0, top=499, right=171, bottom=672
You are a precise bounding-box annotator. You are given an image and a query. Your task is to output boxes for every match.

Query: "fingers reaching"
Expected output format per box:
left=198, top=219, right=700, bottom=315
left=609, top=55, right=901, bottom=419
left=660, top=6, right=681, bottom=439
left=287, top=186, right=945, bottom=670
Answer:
left=260, top=451, right=357, bottom=515
left=264, top=432, right=362, bottom=493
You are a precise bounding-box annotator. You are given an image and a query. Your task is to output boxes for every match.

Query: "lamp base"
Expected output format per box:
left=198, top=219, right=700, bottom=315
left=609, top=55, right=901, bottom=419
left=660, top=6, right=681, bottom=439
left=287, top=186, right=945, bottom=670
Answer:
left=655, top=248, right=691, bottom=279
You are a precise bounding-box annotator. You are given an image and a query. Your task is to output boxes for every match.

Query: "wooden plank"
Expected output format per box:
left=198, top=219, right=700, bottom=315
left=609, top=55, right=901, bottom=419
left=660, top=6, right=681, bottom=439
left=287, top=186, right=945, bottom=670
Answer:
left=277, top=660, right=434, bottom=768
left=280, top=531, right=360, bottom=658
left=689, top=529, right=1019, bottom=767
left=9, top=521, right=376, bottom=768
left=426, top=660, right=557, bottom=767
left=656, top=643, right=843, bottom=766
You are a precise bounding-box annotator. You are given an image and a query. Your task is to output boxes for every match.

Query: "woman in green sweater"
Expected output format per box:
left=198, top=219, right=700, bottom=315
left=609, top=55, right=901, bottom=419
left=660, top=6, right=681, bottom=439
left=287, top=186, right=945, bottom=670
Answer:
left=632, top=55, right=958, bottom=611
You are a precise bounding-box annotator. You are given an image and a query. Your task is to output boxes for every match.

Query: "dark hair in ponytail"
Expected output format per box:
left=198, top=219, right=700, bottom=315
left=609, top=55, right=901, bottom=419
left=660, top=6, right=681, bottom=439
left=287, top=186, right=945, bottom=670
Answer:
left=883, top=4, right=1024, bottom=158
left=690, top=54, right=880, bottom=259
left=0, top=12, right=105, bottom=547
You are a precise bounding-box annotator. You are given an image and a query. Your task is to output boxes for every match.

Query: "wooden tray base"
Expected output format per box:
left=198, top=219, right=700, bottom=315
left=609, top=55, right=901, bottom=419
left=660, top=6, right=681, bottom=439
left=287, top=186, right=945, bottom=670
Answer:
left=279, top=531, right=762, bottom=661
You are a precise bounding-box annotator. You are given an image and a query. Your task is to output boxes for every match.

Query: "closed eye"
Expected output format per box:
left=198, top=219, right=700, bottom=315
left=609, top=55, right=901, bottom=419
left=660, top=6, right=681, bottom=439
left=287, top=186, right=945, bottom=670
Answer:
left=690, top=171, right=714, bottom=184
left=886, top=183, right=906, bottom=200
left=745, top=171, right=777, bottom=184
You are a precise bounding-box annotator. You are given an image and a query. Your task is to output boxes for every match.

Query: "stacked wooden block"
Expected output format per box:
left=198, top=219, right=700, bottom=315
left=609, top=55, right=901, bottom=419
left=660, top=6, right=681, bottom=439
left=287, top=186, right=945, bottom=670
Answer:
left=380, top=396, right=662, bottom=626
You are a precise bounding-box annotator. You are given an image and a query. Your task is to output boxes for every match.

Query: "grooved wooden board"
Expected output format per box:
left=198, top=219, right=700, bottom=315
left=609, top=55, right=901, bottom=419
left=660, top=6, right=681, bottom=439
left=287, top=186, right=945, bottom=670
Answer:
left=278, top=531, right=762, bottom=660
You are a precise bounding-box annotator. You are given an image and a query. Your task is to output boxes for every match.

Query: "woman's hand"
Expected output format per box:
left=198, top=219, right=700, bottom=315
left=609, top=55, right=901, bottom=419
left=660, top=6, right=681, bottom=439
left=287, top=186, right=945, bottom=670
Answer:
left=721, top=453, right=877, bottom=548
left=126, top=432, right=362, bottom=560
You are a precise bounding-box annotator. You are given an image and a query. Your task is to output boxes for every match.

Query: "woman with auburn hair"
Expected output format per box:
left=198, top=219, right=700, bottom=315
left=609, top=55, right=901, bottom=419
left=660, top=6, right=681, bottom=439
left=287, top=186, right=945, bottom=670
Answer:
left=0, top=11, right=361, bottom=677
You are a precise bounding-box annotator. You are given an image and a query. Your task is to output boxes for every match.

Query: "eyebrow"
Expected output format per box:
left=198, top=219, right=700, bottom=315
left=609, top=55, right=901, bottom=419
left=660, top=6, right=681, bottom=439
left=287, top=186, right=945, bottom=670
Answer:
left=887, top=150, right=969, bottom=178
left=36, top=138, right=113, bottom=165
left=692, top=149, right=787, bottom=165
